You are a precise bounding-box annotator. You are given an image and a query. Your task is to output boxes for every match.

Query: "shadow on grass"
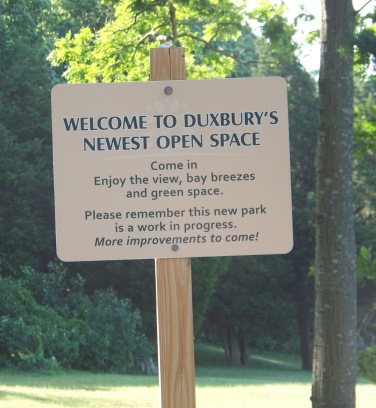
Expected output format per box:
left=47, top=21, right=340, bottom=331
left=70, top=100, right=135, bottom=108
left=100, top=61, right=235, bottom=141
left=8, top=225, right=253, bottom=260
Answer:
left=0, top=369, right=158, bottom=389
left=0, top=390, right=66, bottom=405
left=194, top=342, right=312, bottom=386
left=0, top=342, right=312, bottom=392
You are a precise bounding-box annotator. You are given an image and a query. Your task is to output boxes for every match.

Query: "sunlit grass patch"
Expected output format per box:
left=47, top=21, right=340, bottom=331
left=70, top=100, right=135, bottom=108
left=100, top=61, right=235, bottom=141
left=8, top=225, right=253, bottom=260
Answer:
left=0, top=344, right=375, bottom=407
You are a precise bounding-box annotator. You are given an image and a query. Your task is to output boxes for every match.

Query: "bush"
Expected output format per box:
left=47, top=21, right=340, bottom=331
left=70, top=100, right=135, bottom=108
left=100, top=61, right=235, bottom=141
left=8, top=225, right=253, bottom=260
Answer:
left=358, top=346, right=376, bottom=382
left=0, top=268, right=153, bottom=373
left=74, top=289, right=153, bottom=373
left=20, top=263, right=87, bottom=319
left=0, top=276, right=63, bottom=370
left=17, top=345, right=60, bottom=372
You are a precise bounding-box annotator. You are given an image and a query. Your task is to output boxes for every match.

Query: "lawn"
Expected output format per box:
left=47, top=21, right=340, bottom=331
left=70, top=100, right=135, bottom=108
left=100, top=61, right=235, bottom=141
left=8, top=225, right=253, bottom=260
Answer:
left=0, top=344, right=375, bottom=407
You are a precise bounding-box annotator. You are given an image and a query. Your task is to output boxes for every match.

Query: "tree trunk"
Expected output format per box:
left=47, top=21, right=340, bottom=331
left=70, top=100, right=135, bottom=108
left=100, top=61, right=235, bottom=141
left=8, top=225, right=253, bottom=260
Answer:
left=238, top=332, right=249, bottom=366
left=221, top=327, right=241, bottom=366
left=312, top=1, right=357, bottom=407
left=296, top=297, right=312, bottom=370
left=221, top=328, right=232, bottom=364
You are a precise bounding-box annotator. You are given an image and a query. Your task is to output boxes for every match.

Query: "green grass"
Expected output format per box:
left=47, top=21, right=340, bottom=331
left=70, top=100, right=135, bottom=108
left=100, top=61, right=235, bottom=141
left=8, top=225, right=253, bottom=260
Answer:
left=0, top=344, right=375, bottom=407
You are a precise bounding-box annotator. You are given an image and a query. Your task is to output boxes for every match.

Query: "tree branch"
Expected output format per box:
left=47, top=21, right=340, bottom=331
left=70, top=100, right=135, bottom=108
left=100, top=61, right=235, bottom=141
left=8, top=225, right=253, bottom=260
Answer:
left=355, top=0, right=373, bottom=15
left=176, top=32, right=275, bottom=65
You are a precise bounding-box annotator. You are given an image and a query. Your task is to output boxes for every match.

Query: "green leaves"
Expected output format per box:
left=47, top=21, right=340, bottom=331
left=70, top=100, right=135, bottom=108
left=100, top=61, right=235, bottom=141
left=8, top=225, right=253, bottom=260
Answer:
left=354, top=7, right=376, bottom=66
left=358, top=346, right=376, bottom=383
left=354, top=76, right=376, bottom=158
left=248, top=0, right=297, bottom=60
left=357, top=246, right=376, bottom=284
left=0, top=265, right=153, bottom=373
left=49, top=0, right=245, bottom=82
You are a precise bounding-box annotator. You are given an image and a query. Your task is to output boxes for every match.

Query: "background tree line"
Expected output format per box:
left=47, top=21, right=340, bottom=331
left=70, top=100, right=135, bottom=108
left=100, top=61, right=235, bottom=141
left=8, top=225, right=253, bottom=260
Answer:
left=0, top=0, right=375, bottom=386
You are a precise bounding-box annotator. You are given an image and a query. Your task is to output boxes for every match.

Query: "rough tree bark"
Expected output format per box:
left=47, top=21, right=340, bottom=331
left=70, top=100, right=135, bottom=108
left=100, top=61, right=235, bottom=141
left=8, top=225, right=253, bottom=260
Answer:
left=311, top=1, right=357, bottom=407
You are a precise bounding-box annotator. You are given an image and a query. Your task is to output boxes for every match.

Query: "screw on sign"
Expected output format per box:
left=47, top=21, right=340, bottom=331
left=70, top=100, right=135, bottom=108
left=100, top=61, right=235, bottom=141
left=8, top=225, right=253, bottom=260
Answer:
left=51, top=46, right=292, bottom=408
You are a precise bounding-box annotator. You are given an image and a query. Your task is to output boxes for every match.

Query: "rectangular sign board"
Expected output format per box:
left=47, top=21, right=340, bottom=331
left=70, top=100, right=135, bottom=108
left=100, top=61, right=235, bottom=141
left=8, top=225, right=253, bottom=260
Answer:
left=51, top=77, right=293, bottom=261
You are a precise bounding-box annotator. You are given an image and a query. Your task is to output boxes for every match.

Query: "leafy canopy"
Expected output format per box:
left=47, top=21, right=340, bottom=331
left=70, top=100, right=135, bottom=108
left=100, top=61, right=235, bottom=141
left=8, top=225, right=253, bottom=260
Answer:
left=49, top=0, right=246, bottom=82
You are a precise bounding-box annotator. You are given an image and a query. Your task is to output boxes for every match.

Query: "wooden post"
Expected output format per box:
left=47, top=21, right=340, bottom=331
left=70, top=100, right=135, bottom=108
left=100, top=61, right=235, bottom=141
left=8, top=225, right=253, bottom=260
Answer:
left=155, top=258, right=196, bottom=408
left=150, top=47, right=196, bottom=408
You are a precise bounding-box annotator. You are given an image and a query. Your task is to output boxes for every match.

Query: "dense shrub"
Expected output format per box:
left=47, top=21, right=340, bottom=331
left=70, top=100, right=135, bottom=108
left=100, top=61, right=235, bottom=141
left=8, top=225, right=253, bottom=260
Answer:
left=20, top=264, right=87, bottom=318
left=358, top=346, right=376, bottom=383
left=0, top=266, right=153, bottom=373
left=0, top=276, right=62, bottom=367
left=17, top=345, right=61, bottom=372
left=74, top=289, right=153, bottom=373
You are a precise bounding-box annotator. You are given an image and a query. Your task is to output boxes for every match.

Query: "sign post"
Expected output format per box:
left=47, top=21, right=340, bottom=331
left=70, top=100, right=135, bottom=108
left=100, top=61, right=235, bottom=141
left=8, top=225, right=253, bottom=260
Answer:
left=51, top=46, right=293, bottom=408
left=151, top=47, right=196, bottom=408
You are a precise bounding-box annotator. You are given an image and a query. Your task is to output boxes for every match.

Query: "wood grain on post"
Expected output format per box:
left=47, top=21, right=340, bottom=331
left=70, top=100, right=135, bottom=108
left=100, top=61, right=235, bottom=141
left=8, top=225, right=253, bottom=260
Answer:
left=155, top=258, right=196, bottom=408
left=150, top=47, right=196, bottom=408
left=150, top=48, right=186, bottom=80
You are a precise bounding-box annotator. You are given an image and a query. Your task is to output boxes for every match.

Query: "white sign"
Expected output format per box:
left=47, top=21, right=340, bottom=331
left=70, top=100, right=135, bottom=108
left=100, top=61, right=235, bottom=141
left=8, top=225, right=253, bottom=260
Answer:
left=51, top=77, right=293, bottom=261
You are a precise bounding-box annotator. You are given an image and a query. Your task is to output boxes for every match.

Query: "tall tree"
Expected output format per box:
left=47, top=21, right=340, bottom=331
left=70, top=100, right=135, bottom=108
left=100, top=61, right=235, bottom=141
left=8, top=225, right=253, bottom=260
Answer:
left=206, top=255, right=295, bottom=366
left=250, top=1, right=318, bottom=370
left=47, top=0, right=245, bottom=343
left=0, top=0, right=56, bottom=273
left=49, top=0, right=246, bottom=82
left=311, top=1, right=357, bottom=407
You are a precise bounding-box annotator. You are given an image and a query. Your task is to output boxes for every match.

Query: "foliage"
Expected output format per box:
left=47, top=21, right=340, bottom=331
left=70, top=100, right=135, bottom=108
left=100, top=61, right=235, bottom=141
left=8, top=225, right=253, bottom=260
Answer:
left=356, top=247, right=376, bottom=356
left=354, top=76, right=376, bottom=158
left=73, top=288, right=153, bottom=373
left=0, top=0, right=56, bottom=273
left=353, top=74, right=376, bottom=350
left=192, top=257, right=230, bottom=331
left=48, top=0, right=246, bottom=82
left=358, top=346, right=376, bottom=383
left=47, top=0, right=121, bottom=39
left=19, top=263, right=87, bottom=318
left=249, top=1, right=297, bottom=58
left=0, top=274, right=64, bottom=369
left=201, top=2, right=317, bottom=369
left=358, top=247, right=376, bottom=284
left=354, top=8, right=376, bottom=66
left=1, top=0, right=375, bottom=382
left=70, top=255, right=227, bottom=343
left=0, top=265, right=152, bottom=373
left=17, top=345, right=61, bottom=372
left=205, top=255, right=296, bottom=365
